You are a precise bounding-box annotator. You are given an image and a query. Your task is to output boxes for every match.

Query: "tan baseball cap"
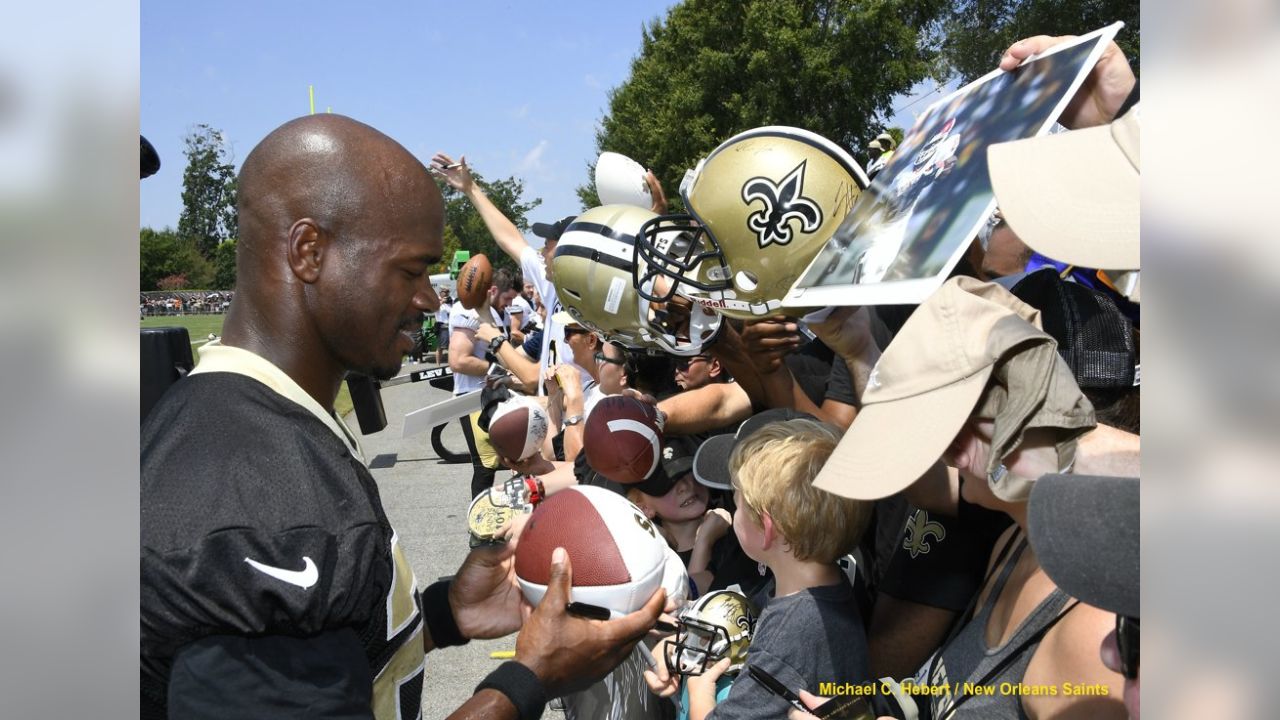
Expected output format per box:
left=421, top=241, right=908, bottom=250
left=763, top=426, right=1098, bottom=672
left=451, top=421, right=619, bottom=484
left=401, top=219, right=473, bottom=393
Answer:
left=814, top=276, right=1095, bottom=501
left=550, top=310, right=582, bottom=327
left=987, top=103, right=1140, bottom=272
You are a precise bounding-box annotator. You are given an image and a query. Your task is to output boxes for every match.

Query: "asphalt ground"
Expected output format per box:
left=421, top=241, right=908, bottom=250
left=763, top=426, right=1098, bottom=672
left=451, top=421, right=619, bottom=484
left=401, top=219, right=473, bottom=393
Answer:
left=352, top=358, right=565, bottom=719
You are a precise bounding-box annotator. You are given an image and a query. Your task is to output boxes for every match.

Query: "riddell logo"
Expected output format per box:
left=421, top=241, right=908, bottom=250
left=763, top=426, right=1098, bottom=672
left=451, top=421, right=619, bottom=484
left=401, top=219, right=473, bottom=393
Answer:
left=695, top=297, right=729, bottom=309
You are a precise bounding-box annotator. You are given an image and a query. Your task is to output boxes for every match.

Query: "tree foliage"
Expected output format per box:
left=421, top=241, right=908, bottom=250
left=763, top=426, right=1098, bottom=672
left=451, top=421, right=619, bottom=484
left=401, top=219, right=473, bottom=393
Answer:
left=140, top=227, right=215, bottom=290
left=177, top=124, right=239, bottom=259
left=938, top=0, right=1139, bottom=83
left=581, top=0, right=947, bottom=210
left=213, top=239, right=238, bottom=290
left=436, top=173, right=541, bottom=275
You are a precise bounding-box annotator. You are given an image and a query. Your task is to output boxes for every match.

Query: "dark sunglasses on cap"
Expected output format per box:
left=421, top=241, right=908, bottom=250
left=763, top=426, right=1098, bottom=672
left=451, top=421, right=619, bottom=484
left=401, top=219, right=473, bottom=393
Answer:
left=1116, top=615, right=1139, bottom=680
left=562, top=326, right=591, bottom=337
left=675, top=356, right=709, bottom=372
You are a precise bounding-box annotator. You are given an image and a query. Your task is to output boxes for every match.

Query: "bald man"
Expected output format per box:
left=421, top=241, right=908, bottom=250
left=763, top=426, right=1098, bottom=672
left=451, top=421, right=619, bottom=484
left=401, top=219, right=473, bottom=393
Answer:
left=141, top=115, right=663, bottom=720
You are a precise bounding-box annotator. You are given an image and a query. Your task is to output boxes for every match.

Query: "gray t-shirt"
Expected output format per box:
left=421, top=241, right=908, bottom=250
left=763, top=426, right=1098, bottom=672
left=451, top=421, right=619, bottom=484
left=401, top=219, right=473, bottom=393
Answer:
left=707, top=579, right=870, bottom=720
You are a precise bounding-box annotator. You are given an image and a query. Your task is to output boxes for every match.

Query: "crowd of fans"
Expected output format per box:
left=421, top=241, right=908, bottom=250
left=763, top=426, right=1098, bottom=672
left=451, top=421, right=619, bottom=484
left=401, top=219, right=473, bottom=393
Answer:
left=141, top=32, right=1141, bottom=720
left=139, top=290, right=234, bottom=316
left=432, top=33, right=1141, bottom=720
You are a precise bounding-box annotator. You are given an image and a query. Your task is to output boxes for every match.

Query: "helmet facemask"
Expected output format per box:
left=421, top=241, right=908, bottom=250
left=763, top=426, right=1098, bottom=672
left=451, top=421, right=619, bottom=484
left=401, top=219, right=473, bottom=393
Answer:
left=665, top=590, right=756, bottom=678
left=666, top=616, right=736, bottom=678
left=635, top=215, right=731, bottom=304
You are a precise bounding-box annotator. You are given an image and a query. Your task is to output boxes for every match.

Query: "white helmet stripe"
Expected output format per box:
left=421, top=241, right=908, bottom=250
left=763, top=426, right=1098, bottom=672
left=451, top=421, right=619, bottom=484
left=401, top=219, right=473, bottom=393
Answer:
left=606, top=418, right=661, bottom=480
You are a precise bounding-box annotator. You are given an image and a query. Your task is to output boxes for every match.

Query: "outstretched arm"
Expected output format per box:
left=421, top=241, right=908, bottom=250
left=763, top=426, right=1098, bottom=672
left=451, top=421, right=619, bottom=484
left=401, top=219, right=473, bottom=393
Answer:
left=432, top=153, right=532, bottom=264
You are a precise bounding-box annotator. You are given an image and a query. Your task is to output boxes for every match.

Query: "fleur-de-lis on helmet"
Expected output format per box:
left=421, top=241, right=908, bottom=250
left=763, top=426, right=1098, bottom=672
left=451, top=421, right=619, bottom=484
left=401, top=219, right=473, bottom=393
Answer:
left=742, top=160, right=823, bottom=248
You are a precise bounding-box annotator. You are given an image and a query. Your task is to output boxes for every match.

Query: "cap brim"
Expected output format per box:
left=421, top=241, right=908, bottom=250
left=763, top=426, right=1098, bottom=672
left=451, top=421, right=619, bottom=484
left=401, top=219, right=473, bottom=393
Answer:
left=692, top=435, right=734, bottom=490
left=1029, top=474, right=1139, bottom=618
left=551, top=310, right=580, bottom=327
left=814, top=369, right=990, bottom=500
left=531, top=222, right=558, bottom=239
left=662, top=457, right=694, bottom=479
left=989, top=127, right=1139, bottom=271
left=631, top=468, right=679, bottom=497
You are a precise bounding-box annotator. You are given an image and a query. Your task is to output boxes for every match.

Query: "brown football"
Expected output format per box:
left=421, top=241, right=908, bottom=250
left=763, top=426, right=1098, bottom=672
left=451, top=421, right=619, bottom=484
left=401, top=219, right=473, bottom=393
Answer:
left=583, top=395, right=664, bottom=484
left=456, top=254, right=493, bottom=310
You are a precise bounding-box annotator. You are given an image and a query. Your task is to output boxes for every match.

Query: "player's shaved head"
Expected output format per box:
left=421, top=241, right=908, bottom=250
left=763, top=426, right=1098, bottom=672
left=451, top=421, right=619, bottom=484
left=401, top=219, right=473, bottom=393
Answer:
left=235, top=114, right=442, bottom=289
left=221, top=115, right=444, bottom=404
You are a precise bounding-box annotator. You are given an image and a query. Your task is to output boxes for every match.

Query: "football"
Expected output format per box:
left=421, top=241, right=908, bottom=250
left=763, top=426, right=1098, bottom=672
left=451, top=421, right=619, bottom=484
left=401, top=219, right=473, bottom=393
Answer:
left=515, top=485, right=667, bottom=617
left=583, top=395, right=664, bottom=484
left=456, top=253, right=493, bottom=310
left=488, top=395, right=549, bottom=462
left=661, top=546, right=691, bottom=608
left=595, top=151, right=652, bottom=208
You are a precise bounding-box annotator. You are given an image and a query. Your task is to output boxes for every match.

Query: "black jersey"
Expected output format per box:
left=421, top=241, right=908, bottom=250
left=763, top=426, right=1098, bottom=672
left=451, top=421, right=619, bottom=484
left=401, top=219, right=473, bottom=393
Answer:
left=141, top=370, right=424, bottom=719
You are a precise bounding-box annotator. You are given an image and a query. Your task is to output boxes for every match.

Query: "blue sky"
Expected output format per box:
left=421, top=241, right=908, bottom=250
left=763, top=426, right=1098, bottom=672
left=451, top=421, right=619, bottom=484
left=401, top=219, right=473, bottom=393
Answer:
left=141, top=1, right=947, bottom=245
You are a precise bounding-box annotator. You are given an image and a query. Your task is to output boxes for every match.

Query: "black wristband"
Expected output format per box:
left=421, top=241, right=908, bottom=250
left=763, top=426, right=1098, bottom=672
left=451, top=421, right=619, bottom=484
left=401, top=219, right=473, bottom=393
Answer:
left=475, top=661, right=547, bottom=720
left=421, top=580, right=469, bottom=649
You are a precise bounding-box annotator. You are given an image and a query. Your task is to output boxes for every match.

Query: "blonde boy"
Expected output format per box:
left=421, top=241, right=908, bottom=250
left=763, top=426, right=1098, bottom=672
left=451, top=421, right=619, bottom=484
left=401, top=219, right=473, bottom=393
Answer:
left=686, top=419, right=874, bottom=720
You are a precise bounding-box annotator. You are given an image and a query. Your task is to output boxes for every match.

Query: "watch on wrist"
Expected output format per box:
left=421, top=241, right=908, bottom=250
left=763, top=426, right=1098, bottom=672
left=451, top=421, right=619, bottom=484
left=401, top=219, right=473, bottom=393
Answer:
left=488, top=335, right=507, bottom=355
left=563, top=414, right=584, bottom=427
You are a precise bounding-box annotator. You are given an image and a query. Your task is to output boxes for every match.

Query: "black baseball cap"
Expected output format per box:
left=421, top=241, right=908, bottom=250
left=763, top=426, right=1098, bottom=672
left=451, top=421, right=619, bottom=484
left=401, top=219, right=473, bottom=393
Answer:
left=631, top=435, right=698, bottom=497
left=531, top=215, right=577, bottom=243
left=1028, top=474, right=1139, bottom=618
left=1011, top=268, right=1137, bottom=389
left=692, top=408, right=815, bottom=490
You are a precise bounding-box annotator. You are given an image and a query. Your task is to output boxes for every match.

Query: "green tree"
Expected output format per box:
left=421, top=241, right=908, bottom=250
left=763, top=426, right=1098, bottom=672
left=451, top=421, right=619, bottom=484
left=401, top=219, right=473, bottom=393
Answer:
left=177, top=124, right=239, bottom=259
left=437, top=173, right=540, bottom=275
left=938, top=0, right=1139, bottom=83
left=213, top=238, right=238, bottom=290
left=140, top=227, right=215, bottom=290
left=433, top=226, right=464, bottom=277
left=581, top=0, right=947, bottom=209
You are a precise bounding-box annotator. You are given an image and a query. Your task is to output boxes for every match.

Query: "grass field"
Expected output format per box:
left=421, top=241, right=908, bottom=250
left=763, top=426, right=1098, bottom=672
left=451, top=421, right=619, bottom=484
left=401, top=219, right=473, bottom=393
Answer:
left=142, top=314, right=354, bottom=418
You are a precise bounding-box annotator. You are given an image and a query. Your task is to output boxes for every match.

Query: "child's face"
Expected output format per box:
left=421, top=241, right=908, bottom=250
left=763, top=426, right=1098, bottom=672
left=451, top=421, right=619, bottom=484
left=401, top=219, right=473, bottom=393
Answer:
left=732, top=488, right=766, bottom=562
left=648, top=473, right=708, bottom=522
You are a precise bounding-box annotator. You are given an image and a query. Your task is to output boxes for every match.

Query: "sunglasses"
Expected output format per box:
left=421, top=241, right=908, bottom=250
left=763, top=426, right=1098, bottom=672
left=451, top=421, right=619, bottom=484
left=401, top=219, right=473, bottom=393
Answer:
left=675, top=356, right=709, bottom=372
left=562, top=326, right=590, bottom=337
left=594, top=351, right=626, bottom=367
left=1116, top=615, right=1139, bottom=680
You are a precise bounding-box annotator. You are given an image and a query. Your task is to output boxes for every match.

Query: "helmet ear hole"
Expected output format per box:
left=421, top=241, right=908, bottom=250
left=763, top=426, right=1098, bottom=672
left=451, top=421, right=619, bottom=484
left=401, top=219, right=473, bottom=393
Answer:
left=735, top=271, right=758, bottom=292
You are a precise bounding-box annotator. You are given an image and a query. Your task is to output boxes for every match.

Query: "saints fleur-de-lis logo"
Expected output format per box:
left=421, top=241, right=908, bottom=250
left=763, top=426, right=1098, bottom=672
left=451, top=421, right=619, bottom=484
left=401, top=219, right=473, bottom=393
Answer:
left=742, top=160, right=823, bottom=248
left=903, top=509, right=946, bottom=559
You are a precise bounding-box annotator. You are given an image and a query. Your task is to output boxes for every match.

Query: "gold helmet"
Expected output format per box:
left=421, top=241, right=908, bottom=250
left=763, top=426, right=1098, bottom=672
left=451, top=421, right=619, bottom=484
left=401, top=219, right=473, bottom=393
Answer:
left=636, top=126, right=868, bottom=319
left=665, top=590, right=758, bottom=677
left=551, top=204, right=721, bottom=356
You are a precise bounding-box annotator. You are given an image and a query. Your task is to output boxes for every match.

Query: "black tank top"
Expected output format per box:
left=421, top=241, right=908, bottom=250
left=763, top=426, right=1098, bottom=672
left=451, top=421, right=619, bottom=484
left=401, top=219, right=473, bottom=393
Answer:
left=919, top=534, right=1072, bottom=720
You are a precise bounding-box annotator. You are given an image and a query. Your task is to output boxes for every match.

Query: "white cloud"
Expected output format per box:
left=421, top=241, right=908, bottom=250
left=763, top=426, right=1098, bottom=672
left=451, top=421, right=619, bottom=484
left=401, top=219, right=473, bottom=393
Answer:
left=516, top=139, right=549, bottom=173
left=511, top=103, right=530, bottom=120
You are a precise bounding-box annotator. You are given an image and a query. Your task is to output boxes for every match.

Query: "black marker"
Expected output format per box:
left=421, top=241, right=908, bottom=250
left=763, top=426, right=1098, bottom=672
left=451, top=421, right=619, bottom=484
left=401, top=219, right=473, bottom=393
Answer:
left=747, top=665, right=811, bottom=714
left=565, top=601, right=612, bottom=621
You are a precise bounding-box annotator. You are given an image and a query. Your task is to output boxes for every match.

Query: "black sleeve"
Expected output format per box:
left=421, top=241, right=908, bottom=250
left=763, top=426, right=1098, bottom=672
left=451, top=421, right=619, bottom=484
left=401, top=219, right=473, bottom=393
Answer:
left=824, top=354, right=857, bottom=407
left=142, top=522, right=389, bottom=662
left=167, top=630, right=373, bottom=719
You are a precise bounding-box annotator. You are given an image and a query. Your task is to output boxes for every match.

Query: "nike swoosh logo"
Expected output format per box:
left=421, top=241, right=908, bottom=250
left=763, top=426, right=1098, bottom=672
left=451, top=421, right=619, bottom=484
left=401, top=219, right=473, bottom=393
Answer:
left=244, top=556, right=319, bottom=589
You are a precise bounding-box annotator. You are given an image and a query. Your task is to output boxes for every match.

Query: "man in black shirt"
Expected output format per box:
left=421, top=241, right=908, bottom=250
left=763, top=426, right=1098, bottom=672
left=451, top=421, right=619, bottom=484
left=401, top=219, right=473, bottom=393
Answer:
left=141, top=114, right=664, bottom=720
